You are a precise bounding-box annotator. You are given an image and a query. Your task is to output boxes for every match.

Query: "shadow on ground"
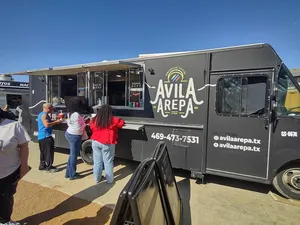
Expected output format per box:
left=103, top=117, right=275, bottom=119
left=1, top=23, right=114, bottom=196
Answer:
left=63, top=204, right=115, bottom=225
left=20, top=160, right=134, bottom=225
left=204, top=174, right=270, bottom=194
left=174, top=168, right=270, bottom=195
left=56, top=145, right=271, bottom=196
left=54, top=159, right=83, bottom=171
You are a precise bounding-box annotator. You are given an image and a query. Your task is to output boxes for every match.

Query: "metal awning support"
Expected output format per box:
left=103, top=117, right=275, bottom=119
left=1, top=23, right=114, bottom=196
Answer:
left=2, top=60, right=142, bottom=76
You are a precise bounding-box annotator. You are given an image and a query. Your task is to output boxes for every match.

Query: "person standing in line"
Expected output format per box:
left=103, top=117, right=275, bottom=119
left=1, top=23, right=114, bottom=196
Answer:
left=0, top=108, right=30, bottom=225
left=37, top=103, right=61, bottom=173
left=90, top=104, right=125, bottom=184
left=65, top=98, right=87, bottom=180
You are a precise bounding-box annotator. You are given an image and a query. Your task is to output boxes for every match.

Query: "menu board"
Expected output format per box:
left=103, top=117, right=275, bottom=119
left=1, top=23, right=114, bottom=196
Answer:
left=93, top=83, right=102, bottom=90
left=153, top=143, right=182, bottom=225
left=131, top=81, right=142, bottom=88
left=110, top=159, right=154, bottom=225
left=130, top=162, right=167, bottom=225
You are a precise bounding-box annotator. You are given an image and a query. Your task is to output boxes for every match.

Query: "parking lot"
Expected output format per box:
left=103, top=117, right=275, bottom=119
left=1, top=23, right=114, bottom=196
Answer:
left=14, top=142, right=300, bottom=225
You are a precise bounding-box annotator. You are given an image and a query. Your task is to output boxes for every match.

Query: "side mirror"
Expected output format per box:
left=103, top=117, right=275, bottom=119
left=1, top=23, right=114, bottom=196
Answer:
left=270, top=94, right=277, bottom=111
left=269, top=94, right=278, bottom=124
left=271, top=108, right=277, bottom=122
left=271, top=94, right=276, bottom=102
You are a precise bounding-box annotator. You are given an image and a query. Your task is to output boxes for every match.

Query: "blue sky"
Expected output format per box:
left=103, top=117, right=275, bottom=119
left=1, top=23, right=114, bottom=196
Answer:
left=0, top=0, right=299, bottom=82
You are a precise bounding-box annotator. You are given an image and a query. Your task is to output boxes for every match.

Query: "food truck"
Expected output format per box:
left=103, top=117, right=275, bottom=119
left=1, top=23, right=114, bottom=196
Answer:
left=284, top=69, right=300, bottom=114
left=4, top=43, right=300, bottom=200
left=0, top=75, right=29, bottom=117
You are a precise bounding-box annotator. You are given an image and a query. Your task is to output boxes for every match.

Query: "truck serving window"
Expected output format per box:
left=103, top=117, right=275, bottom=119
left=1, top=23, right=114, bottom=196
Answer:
left=108, top=70, right=127, bottom=106
left=91, top=68, right=144, bottom=109
left=48, top=74, right=87, bottom=111
left=6, top=94, right=22, bottom=109
left=277, top=67, right=300, bottom=116
left=216, top=75, right=268, bottom=116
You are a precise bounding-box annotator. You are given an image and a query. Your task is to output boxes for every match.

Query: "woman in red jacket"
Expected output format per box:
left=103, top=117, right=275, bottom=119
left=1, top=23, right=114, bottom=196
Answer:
left=90, top=104, right=125, bottom=184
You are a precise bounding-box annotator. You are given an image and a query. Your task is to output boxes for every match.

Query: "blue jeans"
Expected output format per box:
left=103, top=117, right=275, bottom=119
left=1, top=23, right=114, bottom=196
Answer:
left=65, top=132, right=82, bottom=178
left=92, top=140, right=115, bottom=183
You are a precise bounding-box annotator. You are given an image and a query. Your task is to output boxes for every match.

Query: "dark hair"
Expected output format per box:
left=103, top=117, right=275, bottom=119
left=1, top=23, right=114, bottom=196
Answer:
left=0, top=108, right=15, bottom=120
left=67, top=97, right=83, bottom=115
left=0, top=108, right=5, bottom=119
left=93, top=104, right=114, bottom=128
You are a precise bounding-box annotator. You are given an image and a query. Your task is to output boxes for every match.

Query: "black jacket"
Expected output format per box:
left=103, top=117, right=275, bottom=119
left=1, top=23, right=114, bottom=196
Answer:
left=0, top=109, right=16, bottom=120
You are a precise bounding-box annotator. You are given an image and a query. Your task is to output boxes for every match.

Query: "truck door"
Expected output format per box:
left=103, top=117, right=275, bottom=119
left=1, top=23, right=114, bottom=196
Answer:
left=206, top=70, right=272, bottom=180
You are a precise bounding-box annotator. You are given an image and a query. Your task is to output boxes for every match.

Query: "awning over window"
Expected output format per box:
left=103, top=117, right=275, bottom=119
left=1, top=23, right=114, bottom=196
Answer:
left=2, top=61, right=141, bottom=76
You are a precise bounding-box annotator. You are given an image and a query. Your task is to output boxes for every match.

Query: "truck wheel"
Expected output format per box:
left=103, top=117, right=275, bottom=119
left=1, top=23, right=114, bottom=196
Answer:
left=80, top=139, right=93, bottom=165
left=272, top=164, right=300, bottom=200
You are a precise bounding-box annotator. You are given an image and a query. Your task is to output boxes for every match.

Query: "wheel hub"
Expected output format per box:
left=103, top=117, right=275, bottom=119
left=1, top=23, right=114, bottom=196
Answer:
left=283, top=169, right=300, bottom=191
left=86, top=147, right=93, bottom=159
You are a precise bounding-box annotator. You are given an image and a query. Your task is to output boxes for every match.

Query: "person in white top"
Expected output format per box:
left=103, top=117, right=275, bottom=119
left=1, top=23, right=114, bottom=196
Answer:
left=65, top=98, right=86, bottom=180
left=0, top=109, right=30, bottom=225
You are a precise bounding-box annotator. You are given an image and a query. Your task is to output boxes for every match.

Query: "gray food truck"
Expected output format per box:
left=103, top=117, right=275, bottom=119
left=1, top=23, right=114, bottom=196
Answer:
left=0, top=75, right=29, bottom=117
left=292, top=68, right=300, bottom=83
left=4, top=43, right=300, bottom=200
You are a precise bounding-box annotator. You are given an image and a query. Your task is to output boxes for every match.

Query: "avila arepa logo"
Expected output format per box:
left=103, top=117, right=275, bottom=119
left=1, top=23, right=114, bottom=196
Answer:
left=150, top=67, right=204, bottom=118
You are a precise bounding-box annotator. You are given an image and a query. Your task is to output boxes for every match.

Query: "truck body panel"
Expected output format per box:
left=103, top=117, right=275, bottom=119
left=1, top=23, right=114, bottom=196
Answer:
left=14, top=44, right=300, bottom=188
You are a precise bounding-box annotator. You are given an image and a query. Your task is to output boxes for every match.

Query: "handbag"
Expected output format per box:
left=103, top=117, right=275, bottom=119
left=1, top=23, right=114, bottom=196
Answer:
left=82, top=129, right=88, bottom=140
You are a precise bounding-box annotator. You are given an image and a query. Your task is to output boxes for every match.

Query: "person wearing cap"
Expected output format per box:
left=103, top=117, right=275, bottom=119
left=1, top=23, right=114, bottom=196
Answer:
left=37, top=103, right=62, bottom=173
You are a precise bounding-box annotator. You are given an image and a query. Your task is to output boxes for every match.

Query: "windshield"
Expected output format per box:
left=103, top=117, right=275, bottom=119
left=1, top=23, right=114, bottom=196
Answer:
left=277, top=66, right=300, bottom=116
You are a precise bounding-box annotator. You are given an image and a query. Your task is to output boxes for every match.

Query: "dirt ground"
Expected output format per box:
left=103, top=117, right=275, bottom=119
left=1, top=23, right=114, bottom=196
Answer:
left=12, top=180, right=113, bottom=225
left=15, top=142, right=300, bottom=225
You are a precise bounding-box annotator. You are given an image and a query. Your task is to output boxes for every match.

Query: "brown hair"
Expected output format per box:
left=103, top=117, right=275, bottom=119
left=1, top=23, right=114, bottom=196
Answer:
left=93, top=104, right=114, bottom=128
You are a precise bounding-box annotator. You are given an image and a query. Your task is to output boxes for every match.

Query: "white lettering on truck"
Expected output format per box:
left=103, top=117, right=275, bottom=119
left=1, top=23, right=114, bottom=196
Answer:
left=281, top=131, right=298, bottom=137
left=150, top=77, right=203, bottom=118
left=0, top=82, right=10, bottom=86
left=213, top=135, right=261, bottom=153
left=149, top=67, right=216, bottom=118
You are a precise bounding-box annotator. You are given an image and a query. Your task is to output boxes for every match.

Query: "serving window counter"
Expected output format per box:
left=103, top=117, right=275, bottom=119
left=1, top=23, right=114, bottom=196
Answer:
left=47, top=66, right=145, bottom=114
left=39, top=61, right=146, bottom=149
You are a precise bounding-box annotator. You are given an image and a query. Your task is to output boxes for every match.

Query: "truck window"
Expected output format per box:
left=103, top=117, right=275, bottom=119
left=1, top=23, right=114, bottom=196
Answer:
left=91, top=68, right=144, bottom=109
left=48, top=74, right=87, bottom=111
left=107, top=70, right=127, bottom=106
left=216, top=75, right=268, bottom=116
left=107, top=69, right=144, bottom=108
left=6, top=94, right=22, bottom=109
left=277, top=67, right=300, bottom=116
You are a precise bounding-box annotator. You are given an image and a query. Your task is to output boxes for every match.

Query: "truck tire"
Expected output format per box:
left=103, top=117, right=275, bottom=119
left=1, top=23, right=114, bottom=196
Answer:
left=80, top=139, right=93, bottom=165
left=272, top=163, right=300, bottom=200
